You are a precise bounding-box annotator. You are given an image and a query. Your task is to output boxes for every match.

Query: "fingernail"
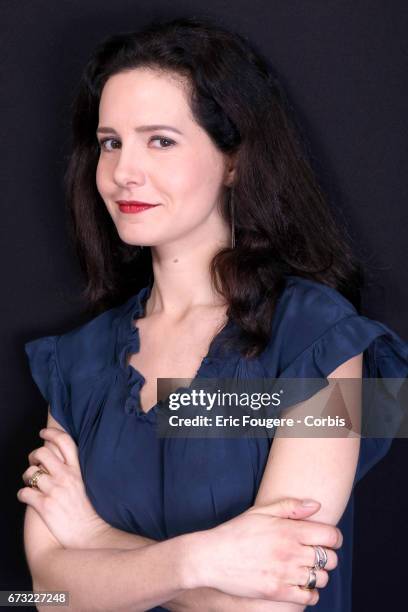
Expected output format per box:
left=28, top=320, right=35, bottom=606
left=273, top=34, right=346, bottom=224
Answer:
left=302, top=499, right=320, bottom=506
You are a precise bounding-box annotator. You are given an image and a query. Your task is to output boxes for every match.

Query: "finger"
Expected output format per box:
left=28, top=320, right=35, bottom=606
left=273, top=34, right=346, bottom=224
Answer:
left=16, top=486, right=45, bottom=512
left=251, top=498, right=321, bottom=519
left=39, top=428, right=79, bottom=468
left=300, top=545, right=338, bottom=571
left=28, top=440, right=64, bottom=465
left=43, top=439, right=65, bottom=462
left=28, top=446, right=64, bottom=476
left=292, top=566, right=329, bottom=590
left=22, top=465, right=53, bottom=493
left=297, top=522, right=343, bottom=550
left=280, top=584, right=320, bottom=607
left=39, top=428, right=79, bottom=466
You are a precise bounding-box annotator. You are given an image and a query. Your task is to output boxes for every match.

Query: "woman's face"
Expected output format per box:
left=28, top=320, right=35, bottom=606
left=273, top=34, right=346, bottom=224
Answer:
left=96, top=68, right=234, bottom=248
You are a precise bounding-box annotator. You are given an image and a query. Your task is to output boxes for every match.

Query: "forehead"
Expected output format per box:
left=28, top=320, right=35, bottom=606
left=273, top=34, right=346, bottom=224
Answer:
left=99, top=68, right=194, bottom=123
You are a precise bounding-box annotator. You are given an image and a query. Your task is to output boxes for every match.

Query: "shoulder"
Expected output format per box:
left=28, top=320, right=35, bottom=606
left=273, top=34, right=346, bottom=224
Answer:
left=261, top=274, right=408, bottom=380
left=24, top=293, right=143, bottom=443
left=270, top=275, right=357, bottom=369
left=25, top=292, right=141, bottom=386
left=277, top=274, right=357, bottom=321
left=56, top=296, right=136, bottom=380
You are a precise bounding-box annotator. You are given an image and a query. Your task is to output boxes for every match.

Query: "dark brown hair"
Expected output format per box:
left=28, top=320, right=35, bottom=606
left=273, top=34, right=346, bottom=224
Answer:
left=64, top=15, right=363, bottom=358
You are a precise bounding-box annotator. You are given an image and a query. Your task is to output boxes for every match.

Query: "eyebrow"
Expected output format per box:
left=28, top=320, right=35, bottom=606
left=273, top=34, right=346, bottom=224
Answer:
left=96, top=124, right=183, bottom=136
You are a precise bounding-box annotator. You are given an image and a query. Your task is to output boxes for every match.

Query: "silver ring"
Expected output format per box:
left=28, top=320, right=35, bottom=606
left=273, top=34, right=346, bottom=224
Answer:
left=313, top=545, right=328, bottom=570
left=301, top=567, right=317, bottom=590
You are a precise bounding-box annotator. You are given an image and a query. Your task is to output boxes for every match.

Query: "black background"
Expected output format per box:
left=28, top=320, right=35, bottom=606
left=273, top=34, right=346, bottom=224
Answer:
left=1, top=1, right=407, bottom=610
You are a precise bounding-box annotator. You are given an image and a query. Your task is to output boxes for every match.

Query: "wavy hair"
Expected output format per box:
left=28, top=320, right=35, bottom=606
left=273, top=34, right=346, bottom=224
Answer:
left=64, top=15, right=363, bottom=358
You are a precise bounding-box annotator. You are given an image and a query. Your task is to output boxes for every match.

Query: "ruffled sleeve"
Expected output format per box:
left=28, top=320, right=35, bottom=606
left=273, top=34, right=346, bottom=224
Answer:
left=283, top=316, right=408, bottom=484
left=24, top=335, right=76, bottom=441
left=261, top=277, right=408, bottom=486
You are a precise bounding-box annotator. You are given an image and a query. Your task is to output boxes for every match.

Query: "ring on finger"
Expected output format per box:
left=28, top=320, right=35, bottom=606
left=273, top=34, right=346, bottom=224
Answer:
left=28, top=465, right=49, bottom=489
left=313, top=545, right=328, bottom=570
left=300, top=567, right=317, bottom=590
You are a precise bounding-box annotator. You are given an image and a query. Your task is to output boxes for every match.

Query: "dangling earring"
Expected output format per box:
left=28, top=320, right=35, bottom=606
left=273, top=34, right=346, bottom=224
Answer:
left=230, top=188, right=235, bottom=249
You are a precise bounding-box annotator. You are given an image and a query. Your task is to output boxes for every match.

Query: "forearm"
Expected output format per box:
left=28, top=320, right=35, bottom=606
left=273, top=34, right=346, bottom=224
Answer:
left=34, top=534, right=198, bottom=612
left=80, top=520, right=288, bottom=612
left=167, top=591, right=306, bottom=612
left=77, top=524, right=232, bottom=611
left=81, top=520, right=153, bottom=550
left=38, top=534, right=270, bottom=612
left=73, top=523, right=308, bottom=611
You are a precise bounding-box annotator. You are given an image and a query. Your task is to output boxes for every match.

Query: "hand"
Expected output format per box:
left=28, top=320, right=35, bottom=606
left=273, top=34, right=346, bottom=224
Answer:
left=193, top=498, right=342, bottom=607
left=17, top=427, right=108, bottom=549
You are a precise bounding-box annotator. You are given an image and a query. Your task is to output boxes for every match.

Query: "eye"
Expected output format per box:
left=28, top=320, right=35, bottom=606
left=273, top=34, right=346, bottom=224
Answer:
left=149, top=136, right=176, bottom=149
left=97, top=135, right=176, bottom=152
left=98, top=138, right=120, bottom=152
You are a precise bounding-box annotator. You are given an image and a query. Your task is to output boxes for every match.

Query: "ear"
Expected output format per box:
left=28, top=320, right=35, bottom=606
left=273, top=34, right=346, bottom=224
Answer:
left=223, top=152, right=237, bottom=187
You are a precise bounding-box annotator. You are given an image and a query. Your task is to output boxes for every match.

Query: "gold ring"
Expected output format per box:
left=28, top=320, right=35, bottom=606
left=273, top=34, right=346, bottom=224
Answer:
left=28, top=466, right=49, bottom=489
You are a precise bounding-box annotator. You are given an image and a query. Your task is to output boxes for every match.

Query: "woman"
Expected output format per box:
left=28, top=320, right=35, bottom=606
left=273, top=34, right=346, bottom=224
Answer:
left=18, top=16, right=408, bottom=611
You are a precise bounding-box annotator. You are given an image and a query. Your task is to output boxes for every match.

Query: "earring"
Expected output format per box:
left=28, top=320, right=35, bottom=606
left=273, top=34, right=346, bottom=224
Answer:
left=230, top=189, right=235, bottom=249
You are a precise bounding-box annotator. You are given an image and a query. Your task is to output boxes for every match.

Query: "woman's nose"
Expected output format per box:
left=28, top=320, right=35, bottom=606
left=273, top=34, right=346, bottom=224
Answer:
left=112, top=146, right=146, bottom=187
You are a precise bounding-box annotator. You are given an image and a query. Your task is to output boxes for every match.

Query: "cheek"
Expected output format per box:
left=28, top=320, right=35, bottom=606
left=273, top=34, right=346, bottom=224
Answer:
left=167, top=152, right=223, bottom=203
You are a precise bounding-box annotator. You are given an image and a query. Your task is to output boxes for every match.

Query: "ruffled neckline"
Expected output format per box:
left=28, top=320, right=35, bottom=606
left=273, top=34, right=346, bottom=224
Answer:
left=115, top=279, right=408, bottom=427
left=115, top=284, right=250, bottom=421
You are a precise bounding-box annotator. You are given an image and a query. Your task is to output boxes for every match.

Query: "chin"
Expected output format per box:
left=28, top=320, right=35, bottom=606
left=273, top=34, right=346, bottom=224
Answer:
left=118, top=233, right=148, bottom=247
left=114, top=224, right=153, bottom=247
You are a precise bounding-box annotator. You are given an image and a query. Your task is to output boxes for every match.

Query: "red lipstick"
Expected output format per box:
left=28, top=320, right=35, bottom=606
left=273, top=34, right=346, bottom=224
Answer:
left=116, top=200, right=160, bottom=214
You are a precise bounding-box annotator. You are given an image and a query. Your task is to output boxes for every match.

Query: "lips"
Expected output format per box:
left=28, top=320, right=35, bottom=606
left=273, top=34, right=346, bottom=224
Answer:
left=116, top=200, right=158, bottom=206
left=116, top=200, right=160, bottom=214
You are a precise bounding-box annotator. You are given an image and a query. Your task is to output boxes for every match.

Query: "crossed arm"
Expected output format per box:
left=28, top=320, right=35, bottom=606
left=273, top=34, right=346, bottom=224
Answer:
left=23, top=354, right=362, bottom=611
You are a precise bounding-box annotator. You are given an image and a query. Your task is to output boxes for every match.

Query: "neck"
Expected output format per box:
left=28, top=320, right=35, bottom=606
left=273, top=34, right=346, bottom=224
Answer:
left=145, top=236, right=228, bottom=320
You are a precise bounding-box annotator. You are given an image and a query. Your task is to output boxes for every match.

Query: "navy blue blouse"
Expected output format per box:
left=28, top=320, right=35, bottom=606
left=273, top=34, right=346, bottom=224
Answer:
left=24, top=275, right=408, bottom=611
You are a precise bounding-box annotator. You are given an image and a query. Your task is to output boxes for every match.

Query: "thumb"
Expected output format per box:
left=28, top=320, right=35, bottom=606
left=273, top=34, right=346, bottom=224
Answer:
left=255, top=497, right=321, bottom=519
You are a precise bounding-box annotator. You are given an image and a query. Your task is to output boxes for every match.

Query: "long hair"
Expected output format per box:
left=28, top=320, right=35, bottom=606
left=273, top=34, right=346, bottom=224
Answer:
left=64, top=15, right=364, bottom=358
